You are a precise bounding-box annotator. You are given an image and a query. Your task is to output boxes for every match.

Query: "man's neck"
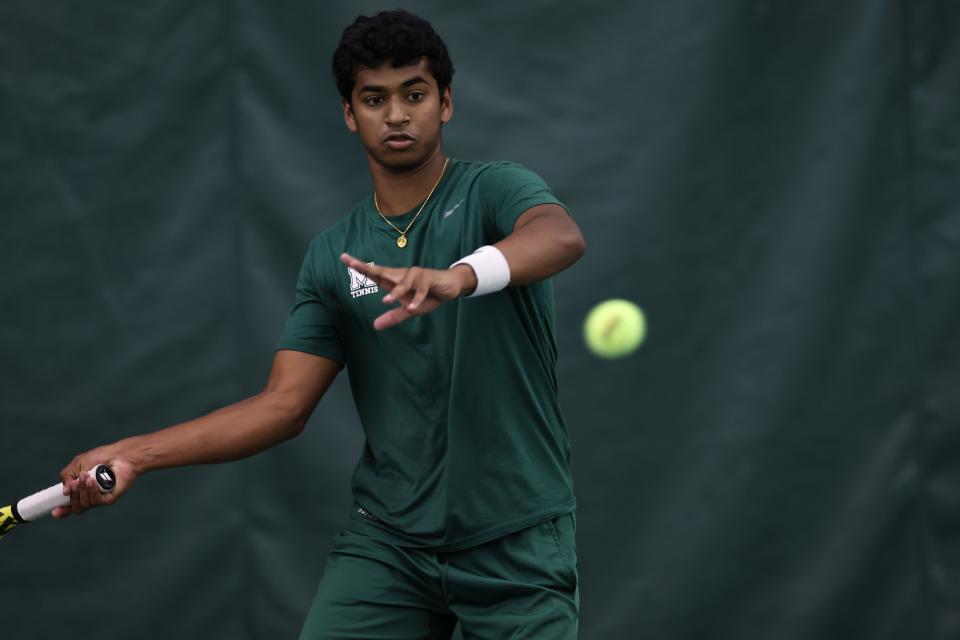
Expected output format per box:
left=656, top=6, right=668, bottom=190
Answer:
left=370, top=149, right=448, bottom=216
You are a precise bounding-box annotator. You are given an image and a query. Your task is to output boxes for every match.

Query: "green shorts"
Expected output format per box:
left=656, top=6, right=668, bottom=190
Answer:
left=298, top=512, right=579, bottom=640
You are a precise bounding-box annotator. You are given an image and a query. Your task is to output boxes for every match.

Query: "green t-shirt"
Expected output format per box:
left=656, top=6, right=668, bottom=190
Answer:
left=278, top=159, right=576, bottom=551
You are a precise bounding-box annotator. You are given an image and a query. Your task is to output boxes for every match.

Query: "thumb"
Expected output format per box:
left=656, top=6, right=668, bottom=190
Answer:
left=51, top=506, right=72, bottom=519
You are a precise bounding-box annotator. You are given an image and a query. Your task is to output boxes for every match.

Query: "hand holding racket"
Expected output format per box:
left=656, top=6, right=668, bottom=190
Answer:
left=53, top=450, right=138, bottom=518
left=0, top=465, right=116, bottom=540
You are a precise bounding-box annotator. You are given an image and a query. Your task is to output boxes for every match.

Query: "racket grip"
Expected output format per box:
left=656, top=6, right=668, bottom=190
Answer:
left=15, top=465, right=116, bottom=522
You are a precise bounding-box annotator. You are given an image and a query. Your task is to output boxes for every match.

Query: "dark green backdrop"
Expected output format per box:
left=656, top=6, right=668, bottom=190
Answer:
left=1, top=1, right=957, bottom=638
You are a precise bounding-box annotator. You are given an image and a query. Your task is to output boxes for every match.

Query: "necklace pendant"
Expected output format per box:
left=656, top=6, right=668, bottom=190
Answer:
left=396, top=234, right=407, bottom=248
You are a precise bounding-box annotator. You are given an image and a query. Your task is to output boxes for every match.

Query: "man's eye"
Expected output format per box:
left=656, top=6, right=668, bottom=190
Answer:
left=365, top=96, right=384, bottom=106
left=408, top=91, right=425, bottom=102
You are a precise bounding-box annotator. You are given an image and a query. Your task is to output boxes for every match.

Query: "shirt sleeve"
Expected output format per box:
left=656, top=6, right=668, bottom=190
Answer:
left=276, top=239, right=345, bottom=367
left=476, top=161, right=569, bottom=238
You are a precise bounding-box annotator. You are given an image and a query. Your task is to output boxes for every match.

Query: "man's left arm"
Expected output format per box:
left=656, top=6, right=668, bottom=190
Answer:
left=489, top=203, right=586, bottom=286
left=340, top=204, right=585, bottom=329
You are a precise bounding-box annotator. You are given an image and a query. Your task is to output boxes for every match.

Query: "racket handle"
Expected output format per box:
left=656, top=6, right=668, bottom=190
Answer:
left=15, top=465, right=116, bottom=522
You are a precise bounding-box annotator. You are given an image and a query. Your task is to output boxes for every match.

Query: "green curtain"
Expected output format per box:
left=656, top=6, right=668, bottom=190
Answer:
left=1, top=1, right=957, bottom=638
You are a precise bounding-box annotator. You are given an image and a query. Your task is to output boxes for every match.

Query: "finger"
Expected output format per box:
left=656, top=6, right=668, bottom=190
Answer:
left=60, top=468, right=74, bottom=495
left=353, top=264, right=404, bottom=291
left=340, top=253, right=383, bottom=278
left=407, top=280, right=432, bottom=310
left=61, top=461, right=83, bottom=495
left=77, top=475, right=92, bottom=511
left=69, top=479, right=84, bottom=515
left=383, top=282, right=410, bottom=305
left=340, top=253, right=409, bottom=290
left=384, top=269, right=419, bottom=304
left=340, top=252, right=362, bottom=267
left=373, top=306, right=413, bottom=330
left=85, top=474, right=112, bottom=507
left=51, top=506, right=71, bottom=519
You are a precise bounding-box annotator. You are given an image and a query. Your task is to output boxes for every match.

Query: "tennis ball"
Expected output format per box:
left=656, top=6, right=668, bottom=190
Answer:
left=583, top=299, right=646, bottom=359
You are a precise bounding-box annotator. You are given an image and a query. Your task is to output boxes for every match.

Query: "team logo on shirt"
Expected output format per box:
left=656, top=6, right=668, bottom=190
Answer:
left=347, top=263, right=379, bottom=299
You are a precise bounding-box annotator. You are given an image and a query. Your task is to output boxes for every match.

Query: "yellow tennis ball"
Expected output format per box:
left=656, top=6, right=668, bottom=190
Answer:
left=584, top=299, right=646, bottom=359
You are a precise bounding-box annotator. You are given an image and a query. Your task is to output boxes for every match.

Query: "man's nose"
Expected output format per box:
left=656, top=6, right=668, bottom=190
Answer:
left=385, top=97, right=410, bottom=126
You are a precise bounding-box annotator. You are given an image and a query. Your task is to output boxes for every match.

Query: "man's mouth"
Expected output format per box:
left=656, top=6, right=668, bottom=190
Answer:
left=383, top=133, right=415, bottom=150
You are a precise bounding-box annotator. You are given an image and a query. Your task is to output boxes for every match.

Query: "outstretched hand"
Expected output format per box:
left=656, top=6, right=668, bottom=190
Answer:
left=341, top=253, right=477, bottom=330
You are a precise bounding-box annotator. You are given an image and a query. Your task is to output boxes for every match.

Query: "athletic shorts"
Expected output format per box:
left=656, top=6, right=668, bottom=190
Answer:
left=298, top=512, right=579, bottom=640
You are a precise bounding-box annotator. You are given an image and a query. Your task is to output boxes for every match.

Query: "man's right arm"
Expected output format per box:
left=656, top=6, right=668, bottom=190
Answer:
left=53, top=349, right=340, bottom=517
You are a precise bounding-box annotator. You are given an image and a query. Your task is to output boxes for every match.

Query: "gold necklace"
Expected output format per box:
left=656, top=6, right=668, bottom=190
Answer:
left=373, top=158, right=449, bottom=248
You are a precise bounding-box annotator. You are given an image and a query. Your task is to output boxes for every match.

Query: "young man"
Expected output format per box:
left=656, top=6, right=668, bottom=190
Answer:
left=57, top=10, right=585, bottom=639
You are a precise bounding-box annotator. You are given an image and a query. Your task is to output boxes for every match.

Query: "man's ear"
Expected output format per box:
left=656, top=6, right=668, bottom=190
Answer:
left=342, top=97, right=358, bottom=133
left=440, top=86, right=453, bottom=124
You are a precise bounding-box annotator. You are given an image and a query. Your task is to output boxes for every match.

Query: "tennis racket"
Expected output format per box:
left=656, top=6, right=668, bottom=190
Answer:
left=0, top=465, right=116, bottom=540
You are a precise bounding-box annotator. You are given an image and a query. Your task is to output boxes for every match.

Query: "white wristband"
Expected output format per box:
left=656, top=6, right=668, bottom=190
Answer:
left=451, top=245, right=511, bottom=297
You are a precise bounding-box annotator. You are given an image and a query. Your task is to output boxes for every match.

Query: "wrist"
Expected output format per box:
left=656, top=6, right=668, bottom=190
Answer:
left=450, top=245, right=511, bottom=298
left=451, top=264, right=478, bottom=297
left=115, top=436, right=151, bottom=475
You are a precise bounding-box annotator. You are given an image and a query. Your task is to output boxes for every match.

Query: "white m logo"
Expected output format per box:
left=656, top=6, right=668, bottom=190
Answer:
left=347, top=264, right=376, bottom=292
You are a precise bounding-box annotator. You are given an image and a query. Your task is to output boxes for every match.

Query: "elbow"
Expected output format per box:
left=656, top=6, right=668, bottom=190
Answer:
left=285, top=405, right=312, bottom=439
left=264, top=391, right=313, bottom=440
left=565, top=227, right=587, bottom=264
left=285, top=413, right=310, bottom=440
left=557, top=211, right=586, bottom=263
left=573, top=230, right=587, bottom=261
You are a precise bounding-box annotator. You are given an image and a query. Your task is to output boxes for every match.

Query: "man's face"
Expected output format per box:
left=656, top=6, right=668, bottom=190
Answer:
left=343, top=58, right=452, bottom=172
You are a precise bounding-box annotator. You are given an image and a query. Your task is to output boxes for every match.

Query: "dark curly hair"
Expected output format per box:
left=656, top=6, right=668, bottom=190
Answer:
left=332, top=10, right=455, bottom=102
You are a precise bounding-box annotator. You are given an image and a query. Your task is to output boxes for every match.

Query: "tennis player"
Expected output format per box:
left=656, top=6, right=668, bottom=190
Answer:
left=57, top=10, right=585, bottom=639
